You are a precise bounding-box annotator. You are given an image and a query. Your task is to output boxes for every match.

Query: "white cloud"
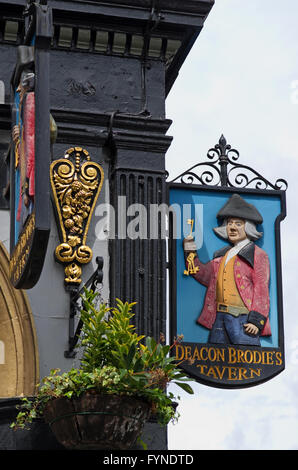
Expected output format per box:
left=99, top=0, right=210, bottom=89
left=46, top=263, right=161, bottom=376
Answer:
left=168, top=367, right=298, bottom=450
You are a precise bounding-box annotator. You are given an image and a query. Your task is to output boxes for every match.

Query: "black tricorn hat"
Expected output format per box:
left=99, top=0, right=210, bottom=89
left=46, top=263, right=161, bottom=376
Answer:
left=216, top=194, right=263, bottom=224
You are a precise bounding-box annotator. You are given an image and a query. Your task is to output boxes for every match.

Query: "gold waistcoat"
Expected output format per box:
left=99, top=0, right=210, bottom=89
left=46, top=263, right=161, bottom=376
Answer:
left=216, top=252, right=246, bottom=308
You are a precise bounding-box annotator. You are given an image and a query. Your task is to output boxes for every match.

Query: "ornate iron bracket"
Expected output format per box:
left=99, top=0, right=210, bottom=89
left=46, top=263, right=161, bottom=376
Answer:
left=170, top=135, right=288, bottom=191
left=64, top=256, right=104, bottom=358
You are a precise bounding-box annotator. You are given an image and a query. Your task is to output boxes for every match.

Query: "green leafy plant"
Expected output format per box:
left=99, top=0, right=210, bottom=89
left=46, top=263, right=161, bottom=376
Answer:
left=11, top=289, right=194, bottom=430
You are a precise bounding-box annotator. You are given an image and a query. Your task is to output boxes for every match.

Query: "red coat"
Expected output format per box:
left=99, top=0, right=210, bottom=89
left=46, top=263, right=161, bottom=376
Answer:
left=189, top=242, right=271, bottom=336
left=23, top=92, right=35, bottom=197
left=16, top=92, right=35, bottom=222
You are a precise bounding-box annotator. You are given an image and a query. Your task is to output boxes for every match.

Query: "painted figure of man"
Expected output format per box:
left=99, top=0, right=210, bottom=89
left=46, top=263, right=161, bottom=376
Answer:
left=183, top=194, right=271, bottom=346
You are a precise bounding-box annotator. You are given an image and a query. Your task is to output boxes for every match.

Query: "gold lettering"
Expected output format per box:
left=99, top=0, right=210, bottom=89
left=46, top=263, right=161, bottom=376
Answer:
left=227, top=367, right=238, bottom=380
left=275, top=352, right=282, bottom=366
left=244, top=349, right=253, bottom=364
left=237, top=349, right=245, bottom=363
left=196, top=364, right=208, bottom=374
left=189, top=344, right=281, bottom=384
left=249, top=368, right=261, bottom=378
left=192, top=346, right=201, bottom=361
left=238, top=367, right=248, bottom=380
left=175, top=345, right=184, bottom=361
left=184, top=346, right=192, bottom=360
left=266, top=351, right=274, bottom=365
left=208, top=347, right=217, bottom=362
left=206, top=366, right=217, bottom=378
left=214, top=366, right=227, bottom=380
left=9, top=212, right=36, bottom=283
left=261, top=351, right=268, bottom=364
left=217, top=348, right=225, bottom=362
left=228, top=347, right=237, bottom=364
left=253, top=350, right=262, bottom=364
left=200, top=347, right=208, bottom=361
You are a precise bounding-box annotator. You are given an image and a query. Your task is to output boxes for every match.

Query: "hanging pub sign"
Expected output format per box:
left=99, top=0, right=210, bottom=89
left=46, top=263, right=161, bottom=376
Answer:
left=168, top=135, right=287, bottom=388
left=9, top=1, right=54, bottom=289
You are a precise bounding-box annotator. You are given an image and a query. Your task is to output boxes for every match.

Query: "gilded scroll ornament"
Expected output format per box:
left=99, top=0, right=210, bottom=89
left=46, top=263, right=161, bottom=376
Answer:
left=50, top=147, right=104, bottom=284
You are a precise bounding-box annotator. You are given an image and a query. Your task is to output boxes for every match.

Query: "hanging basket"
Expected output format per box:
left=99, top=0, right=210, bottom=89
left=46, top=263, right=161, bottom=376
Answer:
left=43, top=393, right=151, bottom=450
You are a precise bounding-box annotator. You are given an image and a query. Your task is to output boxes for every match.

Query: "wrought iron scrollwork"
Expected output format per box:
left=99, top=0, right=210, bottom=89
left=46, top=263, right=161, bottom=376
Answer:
left=170, top=135, right=288, bottom=191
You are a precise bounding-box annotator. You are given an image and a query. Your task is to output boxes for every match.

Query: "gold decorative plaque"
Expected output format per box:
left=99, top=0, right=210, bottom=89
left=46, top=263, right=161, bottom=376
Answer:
left=50, top=147, right=104, bottom=284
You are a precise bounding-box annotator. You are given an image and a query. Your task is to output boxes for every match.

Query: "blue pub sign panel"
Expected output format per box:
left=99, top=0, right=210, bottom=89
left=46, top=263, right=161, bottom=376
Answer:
left=168, top=137, right=287, bottom=388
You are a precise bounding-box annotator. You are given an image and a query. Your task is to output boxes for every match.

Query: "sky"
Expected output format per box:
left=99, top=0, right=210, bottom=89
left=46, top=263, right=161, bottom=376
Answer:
left=165, top=0, right=298, bottom=450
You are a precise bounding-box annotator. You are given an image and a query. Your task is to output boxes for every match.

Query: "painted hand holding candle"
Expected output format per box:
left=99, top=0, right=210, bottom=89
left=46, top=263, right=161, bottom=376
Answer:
left=183, top=194, right=271, bottom=346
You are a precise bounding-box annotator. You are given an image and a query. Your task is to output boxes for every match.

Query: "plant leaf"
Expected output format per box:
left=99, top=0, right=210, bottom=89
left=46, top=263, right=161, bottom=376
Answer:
left=173, top=382, right=194, bottom=394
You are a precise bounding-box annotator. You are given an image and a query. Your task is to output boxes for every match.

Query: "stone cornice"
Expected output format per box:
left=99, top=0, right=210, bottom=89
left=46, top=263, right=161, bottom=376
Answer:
left=51, top=108, right=173, bottom=152
left=0, top=0, right=214, bottom=95
left=50, top=0, right=214, bottom=26
left=0, top=0, right=214, bottom=24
